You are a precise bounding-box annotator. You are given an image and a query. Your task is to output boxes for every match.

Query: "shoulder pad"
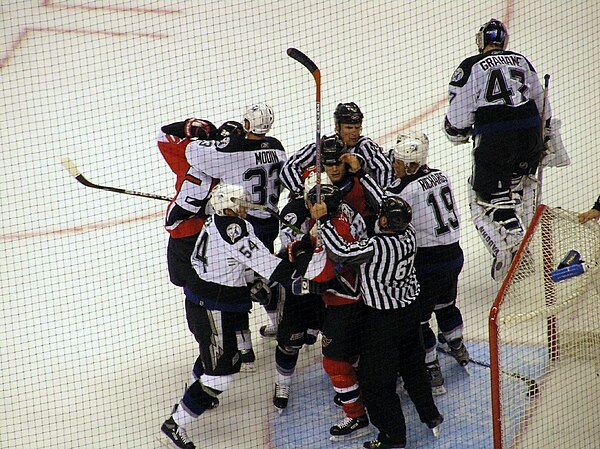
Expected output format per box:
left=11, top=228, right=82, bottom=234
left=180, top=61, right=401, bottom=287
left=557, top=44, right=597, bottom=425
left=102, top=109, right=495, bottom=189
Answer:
left=214, top=215, right=249, bottom=244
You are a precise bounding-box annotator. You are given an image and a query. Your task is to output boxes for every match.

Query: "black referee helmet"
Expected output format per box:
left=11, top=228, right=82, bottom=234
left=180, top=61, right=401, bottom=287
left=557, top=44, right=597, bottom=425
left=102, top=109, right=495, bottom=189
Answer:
left=321, top=134, right=348, bottom=165
left=379, top=195, right=412, bottom=232
left=334, top=102, right=364, bottom=125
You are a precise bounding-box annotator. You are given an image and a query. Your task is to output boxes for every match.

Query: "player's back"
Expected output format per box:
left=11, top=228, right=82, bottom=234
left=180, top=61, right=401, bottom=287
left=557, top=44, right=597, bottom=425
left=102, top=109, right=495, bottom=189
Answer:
left=388, top=167, right=461, bottom=248
left=186, top=135, right=288, bottom=219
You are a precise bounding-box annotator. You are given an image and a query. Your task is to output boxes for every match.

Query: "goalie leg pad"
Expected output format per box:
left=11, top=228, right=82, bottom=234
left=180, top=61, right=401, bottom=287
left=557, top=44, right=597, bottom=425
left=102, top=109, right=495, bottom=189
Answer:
left=470, top=189, right=524, bottom=258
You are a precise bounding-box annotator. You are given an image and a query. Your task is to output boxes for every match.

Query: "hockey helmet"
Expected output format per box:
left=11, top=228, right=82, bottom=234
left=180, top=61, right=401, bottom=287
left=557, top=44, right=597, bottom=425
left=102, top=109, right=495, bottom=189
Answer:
left=334, top=102, right=364, bottom=125
left=306, top=183, right=343, bottom=216
left=321, top=134, right=348, bottom=165
left=379, top=195, right=412, bottom=233
left=209, top=183, right=247, bottom=216
left=243, top=103, right=274, bottom=135
left=392, top=131, right=429, bottom=166
left=476, top=19, right=509, bottom=53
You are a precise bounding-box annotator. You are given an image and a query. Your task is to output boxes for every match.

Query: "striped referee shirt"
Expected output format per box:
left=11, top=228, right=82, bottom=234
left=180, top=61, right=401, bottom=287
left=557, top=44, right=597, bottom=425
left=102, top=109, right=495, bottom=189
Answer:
left=319, top=220, right=420, bottom=310
left=280, top=136, right=394, bottom=195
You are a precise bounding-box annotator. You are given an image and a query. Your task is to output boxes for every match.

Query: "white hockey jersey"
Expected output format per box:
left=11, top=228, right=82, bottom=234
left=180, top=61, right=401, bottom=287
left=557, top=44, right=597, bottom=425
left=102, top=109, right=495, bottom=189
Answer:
left=186, top=134, right=287, bottom=219
left=386, top=167, right=460, bottom=248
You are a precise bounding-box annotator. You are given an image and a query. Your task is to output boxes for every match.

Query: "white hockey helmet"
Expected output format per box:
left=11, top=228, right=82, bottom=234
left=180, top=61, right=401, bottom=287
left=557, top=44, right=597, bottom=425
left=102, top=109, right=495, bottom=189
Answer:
left=392, top=130, right=429, bottom=166
left=209, top=183, right=247, bottom=216
left=303, top=170, right=333, bottom=204
left=243, top=102, right=274, bottom=135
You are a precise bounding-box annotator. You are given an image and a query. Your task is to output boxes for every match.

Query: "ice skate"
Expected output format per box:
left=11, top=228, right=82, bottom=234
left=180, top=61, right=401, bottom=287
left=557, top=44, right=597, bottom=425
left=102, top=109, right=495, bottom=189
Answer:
left=239, top=348, right=256, bottom=372
left=425, top=359, right=446, bottom=396
left=305, top=328, right=319, bottom=345
left=161, top=416, right=195, bottom=449
left=427, top=414, right=444, bottom=438
left=259, top=323, right=277, bottom=338
left=273, top=383, right=290, bottom=414
left=438, top=334, right=470, bottom=373
left=329, top=414, right=370, bottom=441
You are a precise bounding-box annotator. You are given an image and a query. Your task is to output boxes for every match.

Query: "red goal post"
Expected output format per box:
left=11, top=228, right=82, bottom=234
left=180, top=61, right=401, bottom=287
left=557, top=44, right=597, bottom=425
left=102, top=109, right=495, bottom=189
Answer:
left=489, top=204, right=600, bottom=449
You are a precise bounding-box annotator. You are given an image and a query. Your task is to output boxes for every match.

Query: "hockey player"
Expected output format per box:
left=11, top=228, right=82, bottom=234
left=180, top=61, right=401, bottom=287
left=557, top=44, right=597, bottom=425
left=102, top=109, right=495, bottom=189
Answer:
left=287, top=174, right=371, bottom=441
left=160, top=183, right=295, bottom=449
left=310, top=195, right=443, bottom=449
left=157, top=117, right=224, bottom=399
left=359, top=131, right=468, bottom=395
left=268, top=176, right=325, bottom=415
left=444, top=18, right=569, bottom=280
left=280, top=102, right=394, bottom=197
left=185, top=103, right=288, bottom=369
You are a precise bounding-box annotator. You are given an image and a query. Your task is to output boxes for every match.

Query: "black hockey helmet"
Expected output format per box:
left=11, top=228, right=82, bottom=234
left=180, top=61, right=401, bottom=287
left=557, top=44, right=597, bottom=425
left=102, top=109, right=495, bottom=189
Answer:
left=306, top=183, right=343, bottom=215
left=476, top=19, right=509, bottom=53
left=321, top=134, right=348, bottom=165
left=379, top=195, right=412, bottom=232
left=334, top=102, right=364, bottom=125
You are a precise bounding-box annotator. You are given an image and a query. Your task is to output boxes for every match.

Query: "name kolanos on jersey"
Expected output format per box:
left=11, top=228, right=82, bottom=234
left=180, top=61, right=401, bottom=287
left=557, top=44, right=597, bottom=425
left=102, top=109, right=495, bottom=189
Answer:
left=417, top=172, right=448, bottom=192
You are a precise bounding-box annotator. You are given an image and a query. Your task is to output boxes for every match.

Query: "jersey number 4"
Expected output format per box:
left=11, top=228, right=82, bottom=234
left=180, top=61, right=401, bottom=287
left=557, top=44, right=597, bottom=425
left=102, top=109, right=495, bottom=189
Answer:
left=485, top=68, right=528, bottom=106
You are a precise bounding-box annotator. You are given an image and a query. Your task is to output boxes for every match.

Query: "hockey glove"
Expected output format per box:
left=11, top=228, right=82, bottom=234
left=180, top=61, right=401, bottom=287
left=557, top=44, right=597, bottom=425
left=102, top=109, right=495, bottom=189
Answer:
left=443, top=116, right=471, bottom=144
left=184, top=118, right=217, bottom=140
left=249, top=278, right=272, bottom=305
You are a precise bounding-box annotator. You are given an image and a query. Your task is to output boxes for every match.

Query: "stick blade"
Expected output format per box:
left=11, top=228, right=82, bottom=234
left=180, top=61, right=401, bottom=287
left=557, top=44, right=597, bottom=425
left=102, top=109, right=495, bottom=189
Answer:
left=61, top=157, right=81, bottom=177
left=287, top=48, right=319, bottom=73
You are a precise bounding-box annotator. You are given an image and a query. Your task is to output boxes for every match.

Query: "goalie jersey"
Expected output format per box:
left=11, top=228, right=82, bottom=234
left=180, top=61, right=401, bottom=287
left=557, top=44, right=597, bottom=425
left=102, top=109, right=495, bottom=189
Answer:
left=446, top=49, right=550, bottom=135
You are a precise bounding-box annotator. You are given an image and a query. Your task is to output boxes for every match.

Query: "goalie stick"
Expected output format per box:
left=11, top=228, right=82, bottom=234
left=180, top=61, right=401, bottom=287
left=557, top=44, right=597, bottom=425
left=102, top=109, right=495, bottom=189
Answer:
left=437, top=346, right=539, bottom=398
left=535, top=73, right=551, bottom=208
left=287, top=48, right=322, bottom=202
left=62, top=157, right=303, bottom=234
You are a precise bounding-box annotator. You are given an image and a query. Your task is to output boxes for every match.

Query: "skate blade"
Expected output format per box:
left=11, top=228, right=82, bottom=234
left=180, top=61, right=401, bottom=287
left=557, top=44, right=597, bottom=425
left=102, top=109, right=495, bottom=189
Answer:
left=157, top=433, right=180, bottom=449
left=274, top=406, right=286, bottom=415
left=431, top=385, right=447, bottom=396
left=431, top=424, right=442, bottom=438
left=329, top=427, right=371, bottom=442
left=461, top=364, right=471, bottom=375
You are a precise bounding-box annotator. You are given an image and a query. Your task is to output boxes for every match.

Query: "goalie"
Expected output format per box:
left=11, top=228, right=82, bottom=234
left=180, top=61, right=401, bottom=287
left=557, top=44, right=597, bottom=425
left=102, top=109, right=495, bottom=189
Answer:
left=443, top=18, right=570, bottom=280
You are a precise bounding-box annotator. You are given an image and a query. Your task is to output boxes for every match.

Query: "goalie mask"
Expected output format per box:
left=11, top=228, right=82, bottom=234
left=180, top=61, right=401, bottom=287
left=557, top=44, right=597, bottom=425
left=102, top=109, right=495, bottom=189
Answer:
left=243, top=102, right=274, bottom=135
left=334, top=102, right=364, bottom=125
left=209, top=183, right=247, bottom=216
left=476, top=19, right=509, bottom=53
left=392, top=131, right=429, bottom=167
left=379, top=195, right=412, bottom=233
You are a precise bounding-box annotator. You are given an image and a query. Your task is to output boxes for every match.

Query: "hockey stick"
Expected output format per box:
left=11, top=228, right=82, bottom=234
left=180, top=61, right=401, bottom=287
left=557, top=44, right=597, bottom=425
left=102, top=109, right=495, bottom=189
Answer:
left=62, top=158, right=303, bottom=234
left=535, top=74, right=551, bottom=208
left=287, top=48, right=322, bottom=202
left=437, top=347, right=539, bottom=397
left=62, top=157, right=172, bottom=201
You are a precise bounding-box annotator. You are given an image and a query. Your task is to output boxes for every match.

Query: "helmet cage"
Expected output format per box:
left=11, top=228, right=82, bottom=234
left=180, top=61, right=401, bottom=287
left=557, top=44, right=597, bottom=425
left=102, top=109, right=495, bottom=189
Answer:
left=476, top=19, right=509, bottom=53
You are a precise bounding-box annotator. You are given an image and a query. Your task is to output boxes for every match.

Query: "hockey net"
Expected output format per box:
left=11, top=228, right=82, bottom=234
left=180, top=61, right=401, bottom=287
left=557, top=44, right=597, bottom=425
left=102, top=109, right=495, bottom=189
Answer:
left=489, top=204, right=600, bottom=449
